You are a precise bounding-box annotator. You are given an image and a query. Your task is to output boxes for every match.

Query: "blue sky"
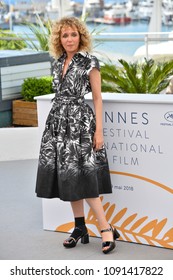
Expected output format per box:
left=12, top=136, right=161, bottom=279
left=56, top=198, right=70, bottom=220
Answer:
left=3, top=0, right=126, bottom=4
left=2, top=0, right=133, bottom=9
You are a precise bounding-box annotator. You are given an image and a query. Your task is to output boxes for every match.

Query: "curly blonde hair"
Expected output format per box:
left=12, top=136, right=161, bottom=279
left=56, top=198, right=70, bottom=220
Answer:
left=49, top=17, right=92, bottom=58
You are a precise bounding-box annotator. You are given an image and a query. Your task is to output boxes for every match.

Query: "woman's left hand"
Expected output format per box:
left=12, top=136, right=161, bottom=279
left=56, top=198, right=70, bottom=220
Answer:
left=93, top=131, right=104, bottom=151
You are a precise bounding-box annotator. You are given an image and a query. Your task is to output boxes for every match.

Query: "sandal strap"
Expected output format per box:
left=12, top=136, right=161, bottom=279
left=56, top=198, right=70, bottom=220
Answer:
left=72, top=226, right=83, bottom=232
left=102, top=241, right=113, bottom=247
left=100, top=227, right=112, bottom=233
left=65, top=236, right=76, bottom=243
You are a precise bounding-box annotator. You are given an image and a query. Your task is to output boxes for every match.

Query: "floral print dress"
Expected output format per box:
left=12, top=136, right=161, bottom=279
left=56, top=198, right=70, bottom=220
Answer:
left=35, top=52, right=112, bottom=201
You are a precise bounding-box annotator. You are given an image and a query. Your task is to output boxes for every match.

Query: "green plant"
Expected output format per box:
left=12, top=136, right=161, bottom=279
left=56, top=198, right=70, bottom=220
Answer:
left=101, top=58, right=173, bottom=94
left=0, top=30, right=27, bottom=50
left=21, top=76, right=53, bottom=102
left=21, top=13, right=52, bottom=51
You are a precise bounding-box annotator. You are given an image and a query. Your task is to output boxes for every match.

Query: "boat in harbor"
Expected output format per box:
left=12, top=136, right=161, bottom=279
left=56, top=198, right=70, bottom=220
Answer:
left=136, top=0, right=173, bottom=25
left=162, top=0, right=173, bottom=25
left=94, top=1, right=132, bottom=24
left=162, top=9, right=173, bottom=26
left=94, top=14, right=131, bottom=25
left=137, top=0, right=154, bottom=21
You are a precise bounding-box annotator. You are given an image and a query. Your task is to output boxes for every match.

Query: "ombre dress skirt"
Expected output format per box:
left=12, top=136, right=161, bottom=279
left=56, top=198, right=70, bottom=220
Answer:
left=35, top=96, right=112, bottom=201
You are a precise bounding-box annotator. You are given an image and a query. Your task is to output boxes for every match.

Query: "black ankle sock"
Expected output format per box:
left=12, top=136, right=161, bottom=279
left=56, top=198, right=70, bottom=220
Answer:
left=75, top=217, right=85, bottom=228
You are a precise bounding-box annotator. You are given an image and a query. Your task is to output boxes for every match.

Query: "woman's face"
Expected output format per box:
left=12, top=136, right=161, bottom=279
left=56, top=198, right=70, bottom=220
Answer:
left=60, top=25, right=80, bottom=55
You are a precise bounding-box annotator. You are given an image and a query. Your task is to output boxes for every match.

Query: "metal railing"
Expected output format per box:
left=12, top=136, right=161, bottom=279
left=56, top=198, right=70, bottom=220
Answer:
left=92, top=31, right=173, bottom=60
left=1, top=31, right=173, bottom=60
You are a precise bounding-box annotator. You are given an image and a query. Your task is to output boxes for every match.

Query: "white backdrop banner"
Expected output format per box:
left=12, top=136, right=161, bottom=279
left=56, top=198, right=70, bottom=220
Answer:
left=36, top=93, right=173, bottom=249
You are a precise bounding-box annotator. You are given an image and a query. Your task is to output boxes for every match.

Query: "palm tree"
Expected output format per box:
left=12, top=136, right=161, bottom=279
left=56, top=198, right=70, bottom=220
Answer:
left=101, top=58, right=173, bottom=94
left=21, top=13, right=52, bottom=51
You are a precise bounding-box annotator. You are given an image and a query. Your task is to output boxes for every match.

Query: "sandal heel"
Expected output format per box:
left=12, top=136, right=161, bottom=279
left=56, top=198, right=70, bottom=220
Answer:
left=113, top=228, right=120, bottom=239
left=81, top=233, right=89, bottom=244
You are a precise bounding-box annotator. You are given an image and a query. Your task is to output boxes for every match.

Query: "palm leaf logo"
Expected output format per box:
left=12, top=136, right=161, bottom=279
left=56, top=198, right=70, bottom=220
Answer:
left=56, top=196, right=173, bottom=249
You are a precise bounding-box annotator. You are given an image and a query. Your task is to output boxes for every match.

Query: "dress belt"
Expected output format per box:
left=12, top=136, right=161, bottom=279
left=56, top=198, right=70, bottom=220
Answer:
left=52, top=96, right=85, bottom=105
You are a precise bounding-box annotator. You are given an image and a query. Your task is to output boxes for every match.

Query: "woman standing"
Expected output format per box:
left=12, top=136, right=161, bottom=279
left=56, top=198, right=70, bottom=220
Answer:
left=35, top=17, right=120, bottom=254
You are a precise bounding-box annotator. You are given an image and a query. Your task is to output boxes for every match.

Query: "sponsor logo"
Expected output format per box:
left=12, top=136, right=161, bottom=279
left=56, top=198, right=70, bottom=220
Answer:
left=164, top=111, right=173, bottom=122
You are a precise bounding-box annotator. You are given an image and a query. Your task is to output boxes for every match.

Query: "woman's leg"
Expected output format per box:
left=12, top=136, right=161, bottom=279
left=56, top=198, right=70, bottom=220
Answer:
left=70, top=199, right=85, bottom=218
left=63, top=199, right=88, bottom=246
left=86, top=197, right=113, bottom=243
left=70, top=199, right=86, bottom=228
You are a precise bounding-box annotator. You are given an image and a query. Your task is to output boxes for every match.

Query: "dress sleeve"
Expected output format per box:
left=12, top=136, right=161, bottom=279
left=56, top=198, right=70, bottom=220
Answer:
left=86, top=55, right=100, bottom=75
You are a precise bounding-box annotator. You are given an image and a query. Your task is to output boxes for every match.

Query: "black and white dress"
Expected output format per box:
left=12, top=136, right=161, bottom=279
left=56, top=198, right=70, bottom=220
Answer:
left=35, top=52, right=112, bottom=201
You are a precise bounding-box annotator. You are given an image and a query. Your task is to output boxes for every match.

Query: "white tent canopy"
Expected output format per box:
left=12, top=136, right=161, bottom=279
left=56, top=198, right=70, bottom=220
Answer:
left=134, top=32, right=173, bottom=60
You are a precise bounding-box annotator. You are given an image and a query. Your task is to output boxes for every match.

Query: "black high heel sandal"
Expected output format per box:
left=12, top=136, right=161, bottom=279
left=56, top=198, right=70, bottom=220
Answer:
left=101, top=225, right=120, bottom=254
left=63, top=225, right=89, bottom=248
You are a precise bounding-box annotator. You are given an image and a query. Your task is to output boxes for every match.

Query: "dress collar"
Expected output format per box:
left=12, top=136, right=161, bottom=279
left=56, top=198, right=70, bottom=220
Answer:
left=59, top=51, right=89, bottom=61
